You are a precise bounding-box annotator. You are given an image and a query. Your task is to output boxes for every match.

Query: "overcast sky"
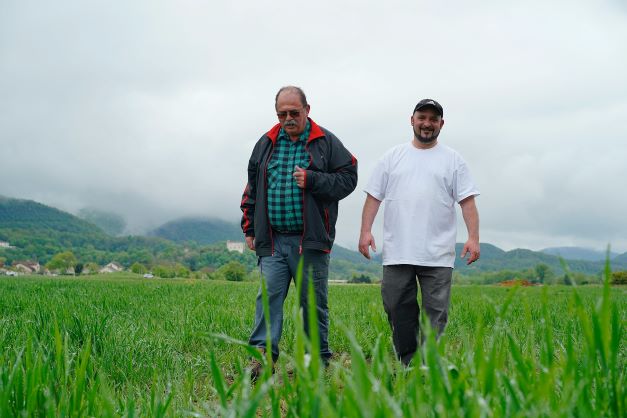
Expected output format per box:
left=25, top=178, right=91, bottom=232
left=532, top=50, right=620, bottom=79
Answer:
left=2, top=0, right=627, bottom=253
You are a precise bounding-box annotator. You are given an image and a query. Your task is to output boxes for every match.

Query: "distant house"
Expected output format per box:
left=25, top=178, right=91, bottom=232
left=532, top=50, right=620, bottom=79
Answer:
left=0, top=241, right=13, bottom=249
left=13, top=261, right=41, bottom=274
left=226, top=240, right=245, bottom=254
left=81, top=264, right=97, bottom=275
left=99, top=262, right=124, bottom=274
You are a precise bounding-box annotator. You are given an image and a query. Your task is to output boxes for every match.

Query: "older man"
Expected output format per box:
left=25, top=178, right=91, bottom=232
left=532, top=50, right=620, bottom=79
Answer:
left=241, top=86, right=357, bottom=376
left=359, top=99, right=480, bottom=366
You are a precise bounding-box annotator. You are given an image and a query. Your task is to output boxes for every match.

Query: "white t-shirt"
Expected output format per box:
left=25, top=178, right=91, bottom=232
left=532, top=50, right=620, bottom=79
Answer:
left=364, top=142, right=479, bottom=268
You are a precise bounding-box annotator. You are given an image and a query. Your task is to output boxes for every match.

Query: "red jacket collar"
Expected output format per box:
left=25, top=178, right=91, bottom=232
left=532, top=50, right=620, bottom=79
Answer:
left=266, top=118, right=325, bottom=144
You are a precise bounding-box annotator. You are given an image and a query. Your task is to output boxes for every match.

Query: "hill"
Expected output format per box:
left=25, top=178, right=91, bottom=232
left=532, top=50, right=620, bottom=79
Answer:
left=0, top=196, right=109, bottom=252
left=454, top=243, right=627, bottom=276
left=148, top=217, right=383, bottom=279
left=541, top=246, right=618, bottom=261
left=77, top=208, right=127, bottom=236
left=0, top=196, right=105, bottom=237
left=612, top=252, right=627, bottom=264
left=0, top=197, right=375, bottom=279
left=0, top=196, right=180, bottom=266
left=148, top=217, right=242, bottom=244
left=2, top=196, right=626, bottom=280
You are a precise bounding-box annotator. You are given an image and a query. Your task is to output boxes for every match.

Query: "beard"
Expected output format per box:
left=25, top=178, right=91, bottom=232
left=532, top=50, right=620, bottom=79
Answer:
left=413, top=126, right=439, bottom=144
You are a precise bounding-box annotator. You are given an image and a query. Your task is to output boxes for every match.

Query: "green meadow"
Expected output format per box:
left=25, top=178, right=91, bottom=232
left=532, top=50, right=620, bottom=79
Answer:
left=0, top=272, right=624, bottom=417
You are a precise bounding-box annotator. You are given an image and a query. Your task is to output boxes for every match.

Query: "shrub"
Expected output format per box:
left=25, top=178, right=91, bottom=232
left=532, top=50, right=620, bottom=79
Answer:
left=130, top=262, right=147, bottom=275
left=217, top=261, right=247, bottom=282
left=611, top=270, right=627, bottom=285
left=349, top=274, right=372, bottom=284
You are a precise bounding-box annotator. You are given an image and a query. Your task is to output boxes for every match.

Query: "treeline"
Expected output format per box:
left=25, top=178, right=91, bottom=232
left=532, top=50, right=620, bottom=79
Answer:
left=454, top=263, right=604, bottom=285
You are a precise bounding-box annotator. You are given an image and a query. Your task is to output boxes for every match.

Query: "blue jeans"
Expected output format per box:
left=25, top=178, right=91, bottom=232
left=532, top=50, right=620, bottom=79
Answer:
left=248, top=233, right=331, bottom=361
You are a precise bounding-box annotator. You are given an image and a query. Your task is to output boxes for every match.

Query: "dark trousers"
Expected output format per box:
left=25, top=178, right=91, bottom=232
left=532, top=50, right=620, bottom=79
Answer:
left=381, top=265, right=452, bottom=365
left=248, top=233, right=331, bottom=361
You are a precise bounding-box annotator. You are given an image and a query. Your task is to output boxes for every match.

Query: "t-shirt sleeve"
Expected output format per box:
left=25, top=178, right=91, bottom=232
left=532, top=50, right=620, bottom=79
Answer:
left=453, top=155, right=480, bottom=203
left=364, top=155, right=388, bottom=201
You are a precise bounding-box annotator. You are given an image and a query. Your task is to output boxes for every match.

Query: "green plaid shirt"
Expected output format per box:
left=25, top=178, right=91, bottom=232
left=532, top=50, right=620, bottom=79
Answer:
left=267, top=122, right=311, bottom=232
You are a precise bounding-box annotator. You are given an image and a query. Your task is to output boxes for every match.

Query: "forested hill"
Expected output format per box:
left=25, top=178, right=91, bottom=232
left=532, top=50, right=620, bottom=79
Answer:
left=454, top=243, right=627, bottom=275
left=0, top=196, right=104, bottom=237
left=0, top=196, right=179, bottom=266
left=0, top=197, right=378, bottom=279
left=541, top=246, right=618, bottom=261
left=0, top=196, right=108, bottom=252
left=1, top=196, right=626, bottom=279
left=148, top=217, right=242, bottom=244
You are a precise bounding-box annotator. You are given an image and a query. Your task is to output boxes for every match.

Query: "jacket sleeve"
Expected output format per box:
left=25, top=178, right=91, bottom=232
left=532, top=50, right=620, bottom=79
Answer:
left=306, top=135, right=358, bottom=201
left=240, top=146, right=259, bottom=237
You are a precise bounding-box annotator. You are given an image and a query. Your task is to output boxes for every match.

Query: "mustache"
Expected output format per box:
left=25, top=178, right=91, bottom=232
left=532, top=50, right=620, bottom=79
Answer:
left=284, top=120, right=298, bottom=127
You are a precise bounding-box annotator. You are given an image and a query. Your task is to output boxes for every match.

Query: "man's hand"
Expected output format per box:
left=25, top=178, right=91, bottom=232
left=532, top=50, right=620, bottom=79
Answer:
left=245, top=236, right=255, bottom=251
left=358, top=231, right=377, bottom=259
left=461, top=239, right=480, bottom=265
left=293, top=165, right=306, bottom=188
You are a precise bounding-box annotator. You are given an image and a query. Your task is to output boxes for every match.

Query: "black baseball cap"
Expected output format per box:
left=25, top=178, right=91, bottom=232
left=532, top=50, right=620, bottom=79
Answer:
left=413, top=99, right=443, bottom=117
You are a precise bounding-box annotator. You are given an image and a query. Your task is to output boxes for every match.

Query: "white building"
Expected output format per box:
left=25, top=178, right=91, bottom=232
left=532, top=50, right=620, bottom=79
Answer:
left=99, top=262, right=124, bottom=274
left=226, top=240, right=245, bottom=254
left=13, top=261, right=41, bottom=274
left=0, top=241, right=10, bottom=248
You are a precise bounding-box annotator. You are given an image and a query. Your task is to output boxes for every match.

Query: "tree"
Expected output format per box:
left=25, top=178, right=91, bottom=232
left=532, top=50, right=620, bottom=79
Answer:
left=534, top=263, right=553, bottom=284
left=349, top=274, right=372, bottom=284
left=131, top=262, right=147, bottom=275
left=218, top=261, right=247, bottom=282
left=153, top=265, right=176, bottom=278
left=83, top=262, right=100, bottom=274
left=611, top=271, right=627, bottom=285
left=46, top=251, right=78, bottom=274
left=176, top=264, right=190, bottom=278
left=562, top=273, right=573, bottom=286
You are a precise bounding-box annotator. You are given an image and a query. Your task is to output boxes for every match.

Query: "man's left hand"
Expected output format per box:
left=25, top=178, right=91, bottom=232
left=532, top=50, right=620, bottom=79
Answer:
left=461, top=239, right=480, bottom=265
left=293, top=165, right=306, bottom=188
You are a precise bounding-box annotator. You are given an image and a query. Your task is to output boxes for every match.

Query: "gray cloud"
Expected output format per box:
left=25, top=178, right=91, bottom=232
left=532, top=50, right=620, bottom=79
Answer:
left=1, top=0, right=626, bottom=252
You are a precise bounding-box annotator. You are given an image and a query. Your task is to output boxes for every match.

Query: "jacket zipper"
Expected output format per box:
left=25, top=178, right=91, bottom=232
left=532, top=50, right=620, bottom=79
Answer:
left=264, top=147, right=275, bottom=255
left=299, top=148, right=314, bottom=254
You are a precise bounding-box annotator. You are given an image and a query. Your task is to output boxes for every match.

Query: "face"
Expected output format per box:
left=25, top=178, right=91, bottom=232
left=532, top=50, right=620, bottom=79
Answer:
left=276, top=91, right=310, bottom=138
left=411, top=107, right=444, bottom=144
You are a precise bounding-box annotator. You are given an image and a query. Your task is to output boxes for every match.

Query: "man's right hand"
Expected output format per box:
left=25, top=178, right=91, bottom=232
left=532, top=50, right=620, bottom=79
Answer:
left=358, top=231, right=376, bottom=259
left=246, top=236, right=255, bottom=251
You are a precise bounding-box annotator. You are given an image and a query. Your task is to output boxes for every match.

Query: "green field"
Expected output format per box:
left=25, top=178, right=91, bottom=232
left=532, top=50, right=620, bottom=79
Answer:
left=0, top=273, right=625, bottom=417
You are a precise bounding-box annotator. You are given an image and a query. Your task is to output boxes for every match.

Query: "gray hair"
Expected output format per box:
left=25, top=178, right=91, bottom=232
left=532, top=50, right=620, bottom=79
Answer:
left=275, top=86, right=308, bottom=108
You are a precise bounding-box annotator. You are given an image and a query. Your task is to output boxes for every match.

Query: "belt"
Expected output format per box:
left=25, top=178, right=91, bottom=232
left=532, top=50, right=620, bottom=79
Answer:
left=271, top=228, right=302, bottom=236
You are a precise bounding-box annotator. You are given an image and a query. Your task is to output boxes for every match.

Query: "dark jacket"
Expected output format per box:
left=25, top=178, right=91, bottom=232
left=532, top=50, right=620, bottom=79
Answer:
left=240, top=118, right=357, bottom=256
